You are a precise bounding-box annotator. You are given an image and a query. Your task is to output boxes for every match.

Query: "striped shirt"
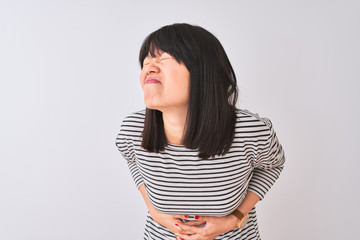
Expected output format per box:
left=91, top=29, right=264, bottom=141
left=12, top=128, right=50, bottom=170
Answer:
left=116, top=109, right=285, bottom=239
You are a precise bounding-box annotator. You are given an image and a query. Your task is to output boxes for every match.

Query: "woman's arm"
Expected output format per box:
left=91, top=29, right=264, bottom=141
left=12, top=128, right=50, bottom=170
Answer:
left=139, top=184, right=157, bottom=217
left=236, top=190, right=261, bottom=215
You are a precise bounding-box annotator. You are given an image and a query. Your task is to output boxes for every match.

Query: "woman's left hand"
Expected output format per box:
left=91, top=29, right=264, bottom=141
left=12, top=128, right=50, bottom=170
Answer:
left=174, top=214, right=238, bottom=240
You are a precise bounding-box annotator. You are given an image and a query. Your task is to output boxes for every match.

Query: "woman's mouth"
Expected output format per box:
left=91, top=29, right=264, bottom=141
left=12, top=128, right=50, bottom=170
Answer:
left=145, top=78, right=161, bottom=84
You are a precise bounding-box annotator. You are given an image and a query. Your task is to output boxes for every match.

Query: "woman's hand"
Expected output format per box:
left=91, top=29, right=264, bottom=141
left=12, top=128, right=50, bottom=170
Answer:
left=150, top=210, right=211, bottom=239
left=174, top=214, right=238, bottom=240
left=148, top=209, right=188, bottom=236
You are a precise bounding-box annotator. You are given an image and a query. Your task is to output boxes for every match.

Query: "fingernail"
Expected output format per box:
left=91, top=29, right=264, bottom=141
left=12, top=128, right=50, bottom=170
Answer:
left=175, top=223, right=179, bottom=226
left=194, top=215, right=199, bottom=220
left=184, top=215, right=188, bottom=219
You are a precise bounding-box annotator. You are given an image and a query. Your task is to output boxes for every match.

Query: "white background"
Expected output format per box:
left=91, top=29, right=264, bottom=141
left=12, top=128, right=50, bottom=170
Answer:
left=1, top=0, right=359, bottom=239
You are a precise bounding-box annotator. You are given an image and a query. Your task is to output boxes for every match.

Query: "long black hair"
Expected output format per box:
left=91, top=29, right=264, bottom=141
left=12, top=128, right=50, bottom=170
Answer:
left=139, top=23, right=238, bottom=159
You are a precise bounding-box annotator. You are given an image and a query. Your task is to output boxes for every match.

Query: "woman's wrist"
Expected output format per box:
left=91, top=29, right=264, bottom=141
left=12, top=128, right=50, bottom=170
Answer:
left=226, top=213, right=239, bottom=230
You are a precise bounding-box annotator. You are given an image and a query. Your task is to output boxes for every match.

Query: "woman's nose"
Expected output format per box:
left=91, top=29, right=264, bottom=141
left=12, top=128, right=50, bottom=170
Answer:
left=144, top=61, right=160, bottom=75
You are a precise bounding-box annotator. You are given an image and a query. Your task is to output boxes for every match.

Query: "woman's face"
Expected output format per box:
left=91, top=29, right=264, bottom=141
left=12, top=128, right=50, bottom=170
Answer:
left=140, top=50, right=190, bottom=113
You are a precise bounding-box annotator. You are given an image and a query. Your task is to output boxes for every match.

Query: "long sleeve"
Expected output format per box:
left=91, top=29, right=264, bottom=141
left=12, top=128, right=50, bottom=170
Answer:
left=115, top=112, right=145, bottom=188
left=247, top=117, right=285, bottom=199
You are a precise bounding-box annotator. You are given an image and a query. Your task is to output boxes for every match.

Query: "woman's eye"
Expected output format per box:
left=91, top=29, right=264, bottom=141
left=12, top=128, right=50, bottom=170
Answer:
left=159, top=57, right=171, bottom=61
left=143, top=57, right=172, bottom=66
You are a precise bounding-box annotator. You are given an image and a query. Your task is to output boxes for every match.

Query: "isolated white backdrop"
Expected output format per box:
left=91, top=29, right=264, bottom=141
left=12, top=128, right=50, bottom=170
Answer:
left=1, top=0, right=359, bottom=239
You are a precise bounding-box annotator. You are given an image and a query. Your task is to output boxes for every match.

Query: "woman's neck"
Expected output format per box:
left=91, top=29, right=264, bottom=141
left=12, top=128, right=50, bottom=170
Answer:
left=162, top=108, right=187, bottom=145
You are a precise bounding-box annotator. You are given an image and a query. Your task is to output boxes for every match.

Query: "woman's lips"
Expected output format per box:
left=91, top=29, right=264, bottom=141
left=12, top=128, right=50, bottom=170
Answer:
left=145, top=78, right=161, bottom=84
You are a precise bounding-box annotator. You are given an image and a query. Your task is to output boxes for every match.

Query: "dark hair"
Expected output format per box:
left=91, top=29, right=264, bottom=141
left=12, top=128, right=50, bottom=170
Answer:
left=139, top=23, right=238, bottom=159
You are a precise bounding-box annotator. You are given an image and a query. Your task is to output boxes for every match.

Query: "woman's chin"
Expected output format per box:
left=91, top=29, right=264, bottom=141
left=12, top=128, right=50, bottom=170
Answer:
left=145, top=103, right=162, bottom=111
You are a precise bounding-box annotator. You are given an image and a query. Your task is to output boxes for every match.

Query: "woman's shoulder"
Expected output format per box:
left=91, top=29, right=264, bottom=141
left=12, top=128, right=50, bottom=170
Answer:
left=235, top=109, right=273, bottom=129
left=118, top=109, right=145, bottom=137
left=122, top=109, right=146, bottom=123
left=116, top=110, right=145, bottom=159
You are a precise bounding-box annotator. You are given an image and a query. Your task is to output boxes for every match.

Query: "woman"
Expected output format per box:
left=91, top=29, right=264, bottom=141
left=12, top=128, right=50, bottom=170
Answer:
left=116, top=23, right=285, bottom=240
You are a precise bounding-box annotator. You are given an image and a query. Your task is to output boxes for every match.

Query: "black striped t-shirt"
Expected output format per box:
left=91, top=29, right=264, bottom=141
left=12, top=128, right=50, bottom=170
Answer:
left=116, top=109, right=285, bottom=240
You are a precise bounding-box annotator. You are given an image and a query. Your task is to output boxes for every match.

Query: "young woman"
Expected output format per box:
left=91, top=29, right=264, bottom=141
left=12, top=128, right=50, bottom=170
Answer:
left=116, top=23, right=285, bottom=240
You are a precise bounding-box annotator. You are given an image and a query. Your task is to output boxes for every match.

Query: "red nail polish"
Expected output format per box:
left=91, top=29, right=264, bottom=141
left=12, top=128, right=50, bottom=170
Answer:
left=194, top=215, right=199, bottom=220
left=184, top=215, right=188, bottom=219
left=175, top=223, right=179, bottom=226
